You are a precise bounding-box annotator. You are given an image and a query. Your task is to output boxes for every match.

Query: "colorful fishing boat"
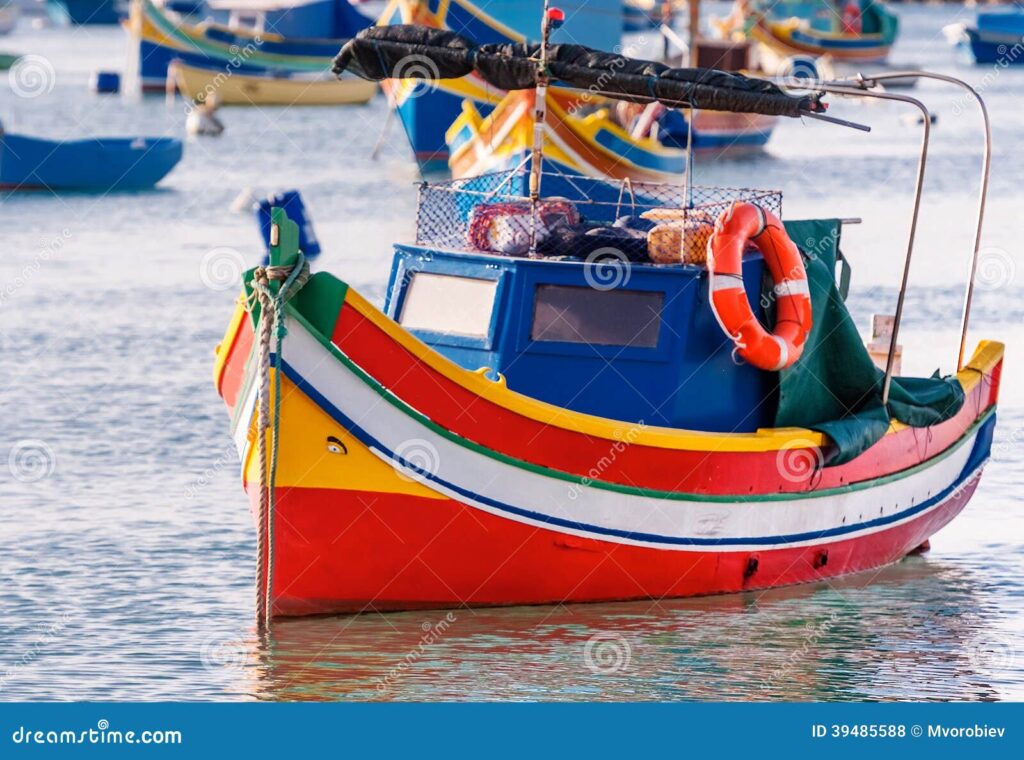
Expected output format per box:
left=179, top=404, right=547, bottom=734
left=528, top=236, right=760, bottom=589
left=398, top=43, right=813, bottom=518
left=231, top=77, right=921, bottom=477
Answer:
left=447, top=89, right=776, bottom=183
left=726, top=0, right=898, bottom=75
left=380, top=0, right=623, bottom=173
left=169, top=59, right=376, bottom=105
left=0, top=133, right=182, bottom=191
left=126, top=0, right=365, bottom=92
left=213, top=24, right=1002, bottom=622
left=944, top=10, right=1024, bottom=66
left=446, top=4, right=777, bottom=182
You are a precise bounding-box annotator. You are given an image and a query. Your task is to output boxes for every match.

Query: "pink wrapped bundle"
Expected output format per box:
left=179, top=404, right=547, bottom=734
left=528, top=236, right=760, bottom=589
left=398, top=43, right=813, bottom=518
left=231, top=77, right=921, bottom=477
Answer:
left=468, top=199, right=579, bottom=255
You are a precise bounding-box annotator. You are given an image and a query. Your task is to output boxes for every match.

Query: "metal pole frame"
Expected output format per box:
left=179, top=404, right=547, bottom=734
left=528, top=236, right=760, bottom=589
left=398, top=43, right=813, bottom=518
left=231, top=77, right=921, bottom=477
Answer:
left=816, top=81, right=932, bottom=406
left=850, top=71, right=992, bottom=372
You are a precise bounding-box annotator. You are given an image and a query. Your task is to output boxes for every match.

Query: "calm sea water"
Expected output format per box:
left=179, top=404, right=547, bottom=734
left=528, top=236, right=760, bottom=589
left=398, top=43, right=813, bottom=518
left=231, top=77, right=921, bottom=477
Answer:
left=1, top=4, right=1022, bottom=701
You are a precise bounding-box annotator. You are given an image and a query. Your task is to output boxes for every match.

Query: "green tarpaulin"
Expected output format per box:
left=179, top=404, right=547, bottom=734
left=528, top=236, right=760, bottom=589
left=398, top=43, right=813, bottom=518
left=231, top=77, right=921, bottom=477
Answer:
left=772, top=219, right=965, bottom=465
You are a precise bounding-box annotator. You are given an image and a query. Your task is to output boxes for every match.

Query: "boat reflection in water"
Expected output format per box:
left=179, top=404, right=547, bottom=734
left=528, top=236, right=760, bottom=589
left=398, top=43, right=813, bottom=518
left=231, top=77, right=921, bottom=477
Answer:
left=242, top=558, right=1008, bottom=701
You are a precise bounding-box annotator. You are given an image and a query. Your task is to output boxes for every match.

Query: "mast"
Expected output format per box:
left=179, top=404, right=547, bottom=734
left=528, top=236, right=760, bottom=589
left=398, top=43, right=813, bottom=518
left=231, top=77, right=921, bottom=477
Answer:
left=684, top=0, right=699, bottom=209
left=688, top=0, right=699, bottom=62
left=528, top=1, right=564, bottom=254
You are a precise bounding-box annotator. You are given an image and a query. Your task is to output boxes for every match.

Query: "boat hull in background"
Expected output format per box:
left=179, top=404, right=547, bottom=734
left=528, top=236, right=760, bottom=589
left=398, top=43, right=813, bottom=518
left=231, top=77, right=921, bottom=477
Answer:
left=0, top=134, right=182, bottom=191
left=171, top=60, right=376, bottom=105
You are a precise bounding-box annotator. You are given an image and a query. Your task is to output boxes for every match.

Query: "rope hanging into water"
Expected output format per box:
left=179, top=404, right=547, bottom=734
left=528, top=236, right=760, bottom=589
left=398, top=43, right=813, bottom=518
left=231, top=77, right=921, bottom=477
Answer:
left=249, top=255, right=309, bottom=631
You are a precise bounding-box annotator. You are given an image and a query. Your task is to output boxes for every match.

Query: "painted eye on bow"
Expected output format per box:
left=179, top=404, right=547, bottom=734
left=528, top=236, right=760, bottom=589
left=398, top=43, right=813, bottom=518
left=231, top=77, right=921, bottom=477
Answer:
left=326, top=436, right=348, bottom=455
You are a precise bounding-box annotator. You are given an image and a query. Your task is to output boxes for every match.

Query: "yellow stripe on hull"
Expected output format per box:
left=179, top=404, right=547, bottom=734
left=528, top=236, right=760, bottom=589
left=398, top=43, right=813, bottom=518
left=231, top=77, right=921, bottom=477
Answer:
left=172, top=62, right=377, bottom=106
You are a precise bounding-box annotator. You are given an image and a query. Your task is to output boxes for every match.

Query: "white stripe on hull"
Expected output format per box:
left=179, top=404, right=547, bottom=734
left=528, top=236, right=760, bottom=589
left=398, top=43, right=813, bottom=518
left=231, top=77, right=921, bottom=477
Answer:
left=280, top=319, right=981, bottom=551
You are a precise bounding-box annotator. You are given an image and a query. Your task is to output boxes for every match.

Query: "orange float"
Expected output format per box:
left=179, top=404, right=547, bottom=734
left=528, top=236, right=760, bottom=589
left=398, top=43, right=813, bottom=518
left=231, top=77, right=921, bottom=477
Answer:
left=707, top=202, right=813, bottom=371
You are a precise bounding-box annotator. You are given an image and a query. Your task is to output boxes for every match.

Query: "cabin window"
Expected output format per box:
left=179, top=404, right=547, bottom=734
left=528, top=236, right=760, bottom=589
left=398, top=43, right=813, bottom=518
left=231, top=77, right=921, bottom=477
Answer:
left=531, top=285, right=663, bottom=348
left=398, top=273, right=498, bottom=338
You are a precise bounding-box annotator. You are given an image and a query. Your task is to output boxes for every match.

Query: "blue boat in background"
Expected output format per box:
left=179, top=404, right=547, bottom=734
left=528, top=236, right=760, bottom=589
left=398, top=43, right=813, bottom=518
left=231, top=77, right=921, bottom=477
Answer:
left=53, top=0, right=124, bottom=24
left=206, top=0, right=372, bottom=39
left=382, top=0, right=624, bottom=173
left=130, top=0, right=371, bottom=92
left=622, top=0, right=660, bottom=33
left=0, top=133, right=182, bottom=191
left=946, top=10, right=1024, bottom=65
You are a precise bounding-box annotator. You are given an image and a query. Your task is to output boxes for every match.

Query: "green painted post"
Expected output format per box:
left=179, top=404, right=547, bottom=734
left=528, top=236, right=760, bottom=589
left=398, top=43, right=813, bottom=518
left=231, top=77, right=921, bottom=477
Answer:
left=268, top=207, right=301, bottom=295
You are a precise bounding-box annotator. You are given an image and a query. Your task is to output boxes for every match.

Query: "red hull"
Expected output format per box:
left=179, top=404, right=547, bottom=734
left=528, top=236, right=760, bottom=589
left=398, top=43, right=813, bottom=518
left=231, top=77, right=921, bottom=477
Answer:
left=256, top=479, right=980, bottom=617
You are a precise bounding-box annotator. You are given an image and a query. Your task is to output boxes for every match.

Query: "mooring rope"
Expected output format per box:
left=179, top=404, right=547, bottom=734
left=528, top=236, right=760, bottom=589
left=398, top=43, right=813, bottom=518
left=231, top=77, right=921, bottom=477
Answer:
left=249, top=255, right=309, bottom=632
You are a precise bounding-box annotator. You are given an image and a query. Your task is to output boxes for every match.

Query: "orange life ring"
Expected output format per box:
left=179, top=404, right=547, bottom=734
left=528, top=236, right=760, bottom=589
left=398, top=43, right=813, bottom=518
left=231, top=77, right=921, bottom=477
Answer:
left=706, top=202, right=813, bottom=371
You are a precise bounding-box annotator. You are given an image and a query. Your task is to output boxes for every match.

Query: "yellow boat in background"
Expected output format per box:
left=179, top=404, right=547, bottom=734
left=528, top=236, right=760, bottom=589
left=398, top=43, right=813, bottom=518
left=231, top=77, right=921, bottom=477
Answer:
left=169, top=60, right=377, bottom=106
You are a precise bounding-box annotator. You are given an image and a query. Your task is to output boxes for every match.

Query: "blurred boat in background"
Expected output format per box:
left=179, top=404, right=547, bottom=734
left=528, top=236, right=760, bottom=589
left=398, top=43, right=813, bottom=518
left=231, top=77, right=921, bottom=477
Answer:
left=722, top=0, right=898, bottom=76
left=53, top=0, right=125, bottom=25
left=205, top=0, right=372, bottom=38
left=380, top=0, right=624, bottom=173
left=126, top=0, right=370, bottom=93
left=447, top=87, right=774, bottom=184
left=446, top=2, right=776, bottom=182
left=0, top=0, right=18, bottom=33
left=169, top=58, right=375, bottom=105
left=0, top=133, right=182, bottom=191
left=0, top=50, right=20, bottom=67
left=622, top=0, right=660, bottom=33
left=944, top=10, right=1024, bottom=65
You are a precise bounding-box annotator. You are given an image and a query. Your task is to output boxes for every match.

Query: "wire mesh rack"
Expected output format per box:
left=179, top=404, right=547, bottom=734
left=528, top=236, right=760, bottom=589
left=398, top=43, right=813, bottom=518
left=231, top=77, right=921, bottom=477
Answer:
left=414, top=169, right=783, bottom=265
